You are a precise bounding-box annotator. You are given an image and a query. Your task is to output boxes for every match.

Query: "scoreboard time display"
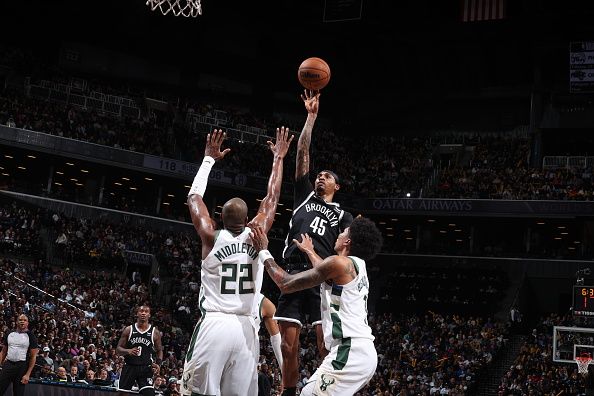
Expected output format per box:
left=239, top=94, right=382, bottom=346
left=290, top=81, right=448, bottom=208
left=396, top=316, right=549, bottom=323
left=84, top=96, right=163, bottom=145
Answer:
left=573, top=286, right=594, bottom=316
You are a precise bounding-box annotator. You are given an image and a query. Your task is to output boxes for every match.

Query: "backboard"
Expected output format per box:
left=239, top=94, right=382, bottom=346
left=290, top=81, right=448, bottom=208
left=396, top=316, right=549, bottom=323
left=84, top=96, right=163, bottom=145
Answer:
left=553, top=325, right=594, bottom=364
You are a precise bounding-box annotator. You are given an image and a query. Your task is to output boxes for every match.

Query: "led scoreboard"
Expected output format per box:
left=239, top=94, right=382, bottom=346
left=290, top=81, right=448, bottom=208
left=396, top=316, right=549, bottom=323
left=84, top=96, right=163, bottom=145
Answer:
left=573, top=286, right=594, bottom=316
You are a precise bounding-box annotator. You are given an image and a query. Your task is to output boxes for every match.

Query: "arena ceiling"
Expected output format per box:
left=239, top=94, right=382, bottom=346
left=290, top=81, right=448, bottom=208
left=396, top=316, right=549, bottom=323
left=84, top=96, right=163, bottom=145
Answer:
left=4, top=1, right=594, bottom=132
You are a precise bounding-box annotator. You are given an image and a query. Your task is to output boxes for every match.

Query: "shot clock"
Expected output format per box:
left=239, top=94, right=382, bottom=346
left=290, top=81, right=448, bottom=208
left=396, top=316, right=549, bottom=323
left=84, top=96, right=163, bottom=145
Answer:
left=573, top=286, right=594, bottom=316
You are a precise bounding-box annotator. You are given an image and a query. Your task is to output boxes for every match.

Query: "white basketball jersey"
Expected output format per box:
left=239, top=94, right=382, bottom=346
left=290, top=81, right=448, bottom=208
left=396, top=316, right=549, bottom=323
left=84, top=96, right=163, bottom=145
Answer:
left=253, top=292, right=265, bottom=329
left=320, top=256, right=374, bottom=350
left=201, top=227, right=262, bottom=315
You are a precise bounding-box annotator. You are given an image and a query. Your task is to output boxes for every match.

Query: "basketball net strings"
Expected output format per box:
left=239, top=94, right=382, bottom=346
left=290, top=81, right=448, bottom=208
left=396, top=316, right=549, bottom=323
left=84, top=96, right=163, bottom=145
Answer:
left=146, top=0, right=202, bottom=17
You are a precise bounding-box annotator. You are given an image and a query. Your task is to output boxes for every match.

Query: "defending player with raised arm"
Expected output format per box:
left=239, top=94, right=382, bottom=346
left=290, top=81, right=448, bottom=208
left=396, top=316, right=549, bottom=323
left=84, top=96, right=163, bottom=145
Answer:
left=187, top=128, right=293, bottom=257
left=181, top=128, right=293, bottom=396
left=116, top=304, right=163, bottom=396
left=251, top=217, right=382, bottom=396
left=275, top=89, right=353, bottom=396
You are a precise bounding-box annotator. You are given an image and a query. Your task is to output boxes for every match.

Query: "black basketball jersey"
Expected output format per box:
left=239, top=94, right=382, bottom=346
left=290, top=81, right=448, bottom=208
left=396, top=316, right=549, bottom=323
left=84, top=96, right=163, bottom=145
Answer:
left=283, top=174, right=353, bottom=260
left=124, top=323, right=156, bottom=366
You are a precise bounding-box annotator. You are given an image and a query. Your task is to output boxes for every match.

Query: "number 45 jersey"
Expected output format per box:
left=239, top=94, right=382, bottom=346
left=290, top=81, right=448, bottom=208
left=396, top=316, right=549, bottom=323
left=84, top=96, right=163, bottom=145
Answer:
left=283, top=175, right=353, bottom=261
left=201, top=227, right=263, bottom=315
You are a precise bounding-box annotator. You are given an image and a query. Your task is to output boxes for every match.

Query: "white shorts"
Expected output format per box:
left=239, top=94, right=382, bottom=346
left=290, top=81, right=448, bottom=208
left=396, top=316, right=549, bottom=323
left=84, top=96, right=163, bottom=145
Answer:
left=180, top=312, right=259, bottom=396
left=300, top=337, right=377, bottom=396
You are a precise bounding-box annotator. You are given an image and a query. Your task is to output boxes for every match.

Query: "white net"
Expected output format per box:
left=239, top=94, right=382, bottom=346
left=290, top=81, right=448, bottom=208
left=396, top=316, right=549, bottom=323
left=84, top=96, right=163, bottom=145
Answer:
left=576, top=356, right=592, bottom=375
left=146, top=0, right=202, bottom=17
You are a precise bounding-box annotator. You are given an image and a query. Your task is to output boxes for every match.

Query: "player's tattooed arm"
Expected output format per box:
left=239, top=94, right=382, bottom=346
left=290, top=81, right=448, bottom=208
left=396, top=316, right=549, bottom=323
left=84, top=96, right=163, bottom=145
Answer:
left=262, top=257, right=334, bottom=294
left=251, top=225, right=336, bottom=293
left=296, top=90, right=320, bottom=180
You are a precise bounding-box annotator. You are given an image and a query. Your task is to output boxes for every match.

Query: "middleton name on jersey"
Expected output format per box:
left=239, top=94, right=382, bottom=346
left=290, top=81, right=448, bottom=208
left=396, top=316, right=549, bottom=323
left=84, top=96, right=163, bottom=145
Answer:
left=213, top=242, right=258, bottom=262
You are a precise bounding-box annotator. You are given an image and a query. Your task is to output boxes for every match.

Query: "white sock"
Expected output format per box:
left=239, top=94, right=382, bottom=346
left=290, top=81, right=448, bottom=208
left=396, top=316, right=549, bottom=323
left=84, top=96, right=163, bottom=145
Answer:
left=270, top=332, right=283, bottom=369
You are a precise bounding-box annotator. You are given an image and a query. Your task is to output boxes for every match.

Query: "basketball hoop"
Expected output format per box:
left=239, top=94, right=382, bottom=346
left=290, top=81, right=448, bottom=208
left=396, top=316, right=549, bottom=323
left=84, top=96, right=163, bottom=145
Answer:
left=576, top=353, right=592, bottom=375
left=146, top=0, right=202, bottom=17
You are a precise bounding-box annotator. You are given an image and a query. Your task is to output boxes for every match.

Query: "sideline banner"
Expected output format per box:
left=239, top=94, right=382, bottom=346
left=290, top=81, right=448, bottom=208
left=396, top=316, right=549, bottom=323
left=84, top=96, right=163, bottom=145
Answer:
left=341, top=197, right=594, bottom=217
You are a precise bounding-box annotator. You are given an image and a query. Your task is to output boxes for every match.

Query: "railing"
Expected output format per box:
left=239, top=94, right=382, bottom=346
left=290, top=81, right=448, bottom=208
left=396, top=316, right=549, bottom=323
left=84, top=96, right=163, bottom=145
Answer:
left=25, top=78, right=141, bottom=119
left=89, top=91, right=136, bottom=108
left=542, top=156, right=594, bottom=169
left=421, top=166, right=440, bottom=198
left=429, top=125, right=530, bottom=144
left=0, top=190, right=193, bottom=234
left=186, top=112, right=275, bottom=145
left=38, top=77, right=88, bottom=94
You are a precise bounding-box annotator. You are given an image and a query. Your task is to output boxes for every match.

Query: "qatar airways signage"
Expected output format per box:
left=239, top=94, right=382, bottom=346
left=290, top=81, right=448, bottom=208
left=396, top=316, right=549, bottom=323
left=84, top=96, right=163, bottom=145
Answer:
left=347, top=198, right=594, bottom=217
left=372, top=199, right=473, bottom=212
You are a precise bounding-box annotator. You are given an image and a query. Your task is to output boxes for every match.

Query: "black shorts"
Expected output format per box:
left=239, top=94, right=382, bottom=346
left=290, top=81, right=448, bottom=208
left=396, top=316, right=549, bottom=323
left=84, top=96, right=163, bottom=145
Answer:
left=119, top=364, right=154, bottom=394
left=274, top=269, right=321, bottom=326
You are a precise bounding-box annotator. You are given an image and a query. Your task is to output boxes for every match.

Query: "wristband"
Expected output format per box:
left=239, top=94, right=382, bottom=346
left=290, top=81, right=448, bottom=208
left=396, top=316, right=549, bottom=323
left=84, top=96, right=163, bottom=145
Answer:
left=188, top=156, right=215, bottom=197
left=258, top=250, right=273, bottom=263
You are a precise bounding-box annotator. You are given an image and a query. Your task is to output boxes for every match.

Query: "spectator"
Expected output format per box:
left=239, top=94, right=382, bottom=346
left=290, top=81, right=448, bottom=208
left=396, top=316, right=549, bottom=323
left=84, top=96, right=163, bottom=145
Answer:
left=93, top=368, right=112, bottom=386
left=41, top=347, right=53, bottom=368
left=154, top=376, right=167, bottom=395
left=40, top=364, right=53, bottom=380
left=258, top=363, right=272, bottom=396
left=70, top=365, right=80, bottom=381
left=132, top=269, right=141, bottom=284
left=84, top=369, right=95, bottom=384
left=54, top=366, right=71, bottom=382
left=151, top=274, right=160, bottom=296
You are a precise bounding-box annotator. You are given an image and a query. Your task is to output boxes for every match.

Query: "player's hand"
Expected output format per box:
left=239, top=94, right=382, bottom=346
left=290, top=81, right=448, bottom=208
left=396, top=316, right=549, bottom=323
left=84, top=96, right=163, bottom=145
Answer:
left=129, top=347, right=141, bottom=356
left=21, top=374, right=30, bottom=384
left=293, top=233, right=314, bottom=255
left=267, top=127, right=294, bottom=159
left=301, top=89, right=320, bottom=115
left=204, top=129, right=231, bottom=161
left=250, top=225, right=269, bottom=251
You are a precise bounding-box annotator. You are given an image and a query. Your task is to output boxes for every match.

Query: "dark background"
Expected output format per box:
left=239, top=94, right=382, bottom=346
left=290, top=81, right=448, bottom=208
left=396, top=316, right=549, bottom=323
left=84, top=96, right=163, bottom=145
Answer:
left=3, top=0, right=594, bottom=134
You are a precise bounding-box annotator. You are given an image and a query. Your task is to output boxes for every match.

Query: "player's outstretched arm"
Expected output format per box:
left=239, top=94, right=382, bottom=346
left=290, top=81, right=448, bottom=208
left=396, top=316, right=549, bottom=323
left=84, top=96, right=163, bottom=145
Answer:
left=249, top=127, right=294, bottom=233
left=295, top=90, right=320, bottom=180
left=293, top=233, right=323, bottom=267
left=251, top=226, right=342, bottom=294
left=187, top=130, right=230, bottom=257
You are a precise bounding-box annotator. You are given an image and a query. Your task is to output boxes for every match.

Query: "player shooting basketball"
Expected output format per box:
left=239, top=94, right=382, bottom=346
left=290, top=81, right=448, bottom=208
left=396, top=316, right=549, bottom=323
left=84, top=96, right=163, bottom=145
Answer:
left=273, top=90, right=353, bottom=396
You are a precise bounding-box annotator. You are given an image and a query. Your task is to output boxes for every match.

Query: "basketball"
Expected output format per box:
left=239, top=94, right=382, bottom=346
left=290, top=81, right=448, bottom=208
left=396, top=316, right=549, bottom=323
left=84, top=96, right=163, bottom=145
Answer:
left=298, top=57, right=331, bottom=91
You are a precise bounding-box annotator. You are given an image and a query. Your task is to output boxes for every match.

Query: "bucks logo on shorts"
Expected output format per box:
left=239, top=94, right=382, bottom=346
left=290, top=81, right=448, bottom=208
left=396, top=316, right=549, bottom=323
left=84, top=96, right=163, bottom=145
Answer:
left=182, top=372, right=191, bottom=390
left=319, top=374, right=336, bottom=392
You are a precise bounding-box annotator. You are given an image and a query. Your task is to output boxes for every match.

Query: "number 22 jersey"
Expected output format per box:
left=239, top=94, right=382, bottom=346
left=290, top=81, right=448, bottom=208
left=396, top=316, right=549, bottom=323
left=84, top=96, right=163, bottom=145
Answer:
left=283, top=174, right=353, bottom=261
left=201, top=227, right=262, bottom=315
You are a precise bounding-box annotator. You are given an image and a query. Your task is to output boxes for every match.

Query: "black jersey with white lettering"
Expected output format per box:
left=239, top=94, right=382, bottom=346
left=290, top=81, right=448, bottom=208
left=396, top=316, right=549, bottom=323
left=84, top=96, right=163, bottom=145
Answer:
left=124, top=324, right=155, bottom=366
left=283, top=174, right=353, bottom=260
